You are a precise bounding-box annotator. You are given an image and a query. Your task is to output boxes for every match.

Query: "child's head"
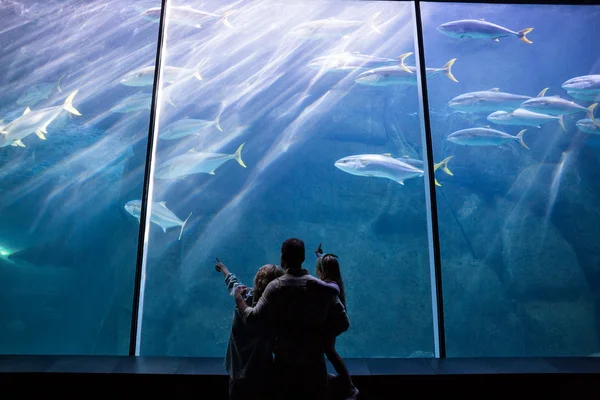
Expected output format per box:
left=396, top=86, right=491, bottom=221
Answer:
left=253, top=264, right=284, bottom=303
left=316, top=254, right=346, bottom=308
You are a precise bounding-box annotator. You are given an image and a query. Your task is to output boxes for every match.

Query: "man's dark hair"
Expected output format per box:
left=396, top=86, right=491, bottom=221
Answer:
left=281, top=238, right=305, bottom=268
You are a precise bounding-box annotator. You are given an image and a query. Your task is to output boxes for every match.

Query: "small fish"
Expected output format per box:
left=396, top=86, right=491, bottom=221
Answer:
left=289, top=12, right=382, bottom=40
left=334, top=153, right=424, bottom=185
left=521, top=93, right=599, bottom=126
left=397, top=155, right=454, bottom=186
left=576, top=119, right=599, bottom=135
left=561, top=75, right=600, bottom=95
left=120, top=63, right=203, bottom=87
left=447, top=127, right=528, bottom=149
left=354, top=53, right=457, bottom=86
left=110, top=93, right=151, bottom=113
left=487, top=109, right=566, bottom=131
left=308, top=52, right=402, bottom=71
left=154, top=143, right=246, bottom=180
left=16, top=82, right=57, bottom=106
left=0, top=90, right=81, bottom=148
left=160, top=104, right=224, bottom=140
left=124, top=200, right=192, bottom=240
left=437, top=19, right=533, bottom=43
left=141, top=6, right=235, bottom=29
left=449, top=87, right=548, bottom=113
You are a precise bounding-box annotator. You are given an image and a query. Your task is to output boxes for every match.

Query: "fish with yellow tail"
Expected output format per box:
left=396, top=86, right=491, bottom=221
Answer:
left=154, top=143, right=246, bottom=180
left=396, top=155, right=454, bottom=186
left=0, top=90, right=81, bottom=148
left=437, top=19, right=533, bottom=43
left=124, top=200, right=192, bottom=241
left=520, top=90, right=599, bottom=127
left=447, top=127, right=529, bottom=149
left=355, top=52, right=458, bottom=86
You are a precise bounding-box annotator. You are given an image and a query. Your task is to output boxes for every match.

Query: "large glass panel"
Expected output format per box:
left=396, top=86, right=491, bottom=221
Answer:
left=139, top=0, right=440, bottom=357
left=0, top=0, right=160, bottom=354
left=422, top=2, right=600, bottom=356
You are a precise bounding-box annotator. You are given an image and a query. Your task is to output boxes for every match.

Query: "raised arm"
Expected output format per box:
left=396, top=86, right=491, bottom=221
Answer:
left=216, top=258, right=253, bottom=299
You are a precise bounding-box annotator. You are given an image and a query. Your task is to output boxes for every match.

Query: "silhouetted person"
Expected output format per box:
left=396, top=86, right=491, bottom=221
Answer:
left=216, top=258, right=284, bottom=400
left=315, top=244, right=358, bottom=399
left=234, top=238, right=349, bottom=400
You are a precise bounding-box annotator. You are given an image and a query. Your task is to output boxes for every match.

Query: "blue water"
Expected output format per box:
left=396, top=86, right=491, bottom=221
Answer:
left=0, top=0, right=599, bottom=358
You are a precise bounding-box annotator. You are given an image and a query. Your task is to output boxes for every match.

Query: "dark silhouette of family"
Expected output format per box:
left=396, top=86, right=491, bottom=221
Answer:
left=215, top=238, right=359, bottom=400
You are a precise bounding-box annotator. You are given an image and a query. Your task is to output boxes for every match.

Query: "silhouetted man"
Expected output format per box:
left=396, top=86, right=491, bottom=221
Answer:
left=234, top=238, right=349, bottom=400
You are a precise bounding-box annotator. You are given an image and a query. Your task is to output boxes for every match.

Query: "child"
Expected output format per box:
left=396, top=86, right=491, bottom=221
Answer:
left=315, top=244, right=359, bottom=400
left=216, top=258, right=284, bottom=400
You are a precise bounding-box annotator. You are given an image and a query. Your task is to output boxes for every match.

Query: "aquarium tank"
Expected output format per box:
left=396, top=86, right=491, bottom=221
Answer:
left=0, top=0, right=599, bottom=359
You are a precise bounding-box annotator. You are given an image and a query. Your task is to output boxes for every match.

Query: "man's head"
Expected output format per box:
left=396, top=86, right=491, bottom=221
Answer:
left=281, top=238, right=305, bottom=269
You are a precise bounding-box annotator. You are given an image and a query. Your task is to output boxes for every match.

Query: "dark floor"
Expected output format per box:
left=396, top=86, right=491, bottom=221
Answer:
left=1, top=356, right=599, bottom=398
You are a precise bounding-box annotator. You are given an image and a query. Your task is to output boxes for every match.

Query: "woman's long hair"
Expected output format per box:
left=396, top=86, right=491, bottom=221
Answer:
left=253, top=264, right=284, bottom=304
left=316, top=254, right=346, bottom=309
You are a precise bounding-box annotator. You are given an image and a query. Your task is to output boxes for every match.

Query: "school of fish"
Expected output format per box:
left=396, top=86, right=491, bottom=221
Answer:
left=2, top=5, right=599, bottom=241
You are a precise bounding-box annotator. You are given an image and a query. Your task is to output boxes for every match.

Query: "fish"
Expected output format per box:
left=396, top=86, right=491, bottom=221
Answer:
left=576, top=119, right=599, bottom=135
left=561, top=75, right=600, bottom=95
left=354, top=52, right=457, bottom=86
left=566, top=91, right=600, bottom=102
left=520, top=92, right=599, bottom=126
left=16, top=82, right=57, bottom=106
left=154, top=143, right=246, bottom=180
left=437, top=19, right=533, bottom=43
left=448, top=87, right=548, bottom=113
left=120, top=63, right=203, bottom=87
left=396, top=155, right=454, bottom=186
left=124, top=200, right=192, bottom=240
left=487, top=109, right=566, bottom=131
left=160, top=104, right=224, bottom=140
left=141, top=6, right=235, bottom=29
left=447, top=127, right=528, bottom=149
left=110, top=92, right=151, bottom=113
left=0, top=90, right=81, bottom=148
left=308, top=52, right=404, bottom=71
left=334, top=153, right=424, bottom=185
left=289, top=12, right=382, bottom=39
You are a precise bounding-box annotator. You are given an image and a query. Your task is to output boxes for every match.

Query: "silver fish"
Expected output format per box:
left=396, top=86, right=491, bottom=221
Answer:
left=521, top=94, right=598, bottom=126
left=160, top=104, right=224, bottom=140
left=141, top=6, right=234, bottom=29
left=437, top=19, right=533, bottom=43
left=120, top=64, right=203, bottom=87
left=110, top=93, right=151, bottom=113
left=487, top=109, right=565, bottom=131
left=154, top=143, right=246, bottom=180
left=562, top=75, right=600, bottom=95
left=308, top=52, right=401, bottom=71
left=0, top=90, right=81, bottom=148
left=124, top=200, right=192, bottom=240
left=289, top=12, right=381, bottom=39
left=576, top=119, right=599, bottom=135
left=447, top=127, right=528, bottom=149
left=355, top=59, right=457, bottom=86
left=334, top=153, right=424, bottom=185
left=449, top=87, right=547, bottom=113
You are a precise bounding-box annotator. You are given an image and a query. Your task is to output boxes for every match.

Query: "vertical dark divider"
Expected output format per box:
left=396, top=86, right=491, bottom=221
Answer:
left=411, top=0, right=446, bottom=358
left=129, top=0, right=168, bottom=356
